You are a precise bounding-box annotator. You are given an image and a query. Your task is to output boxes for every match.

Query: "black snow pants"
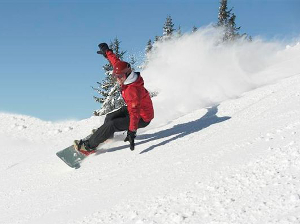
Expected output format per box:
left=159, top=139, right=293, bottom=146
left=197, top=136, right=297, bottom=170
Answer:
left=87, top=106, right=150, bottom=149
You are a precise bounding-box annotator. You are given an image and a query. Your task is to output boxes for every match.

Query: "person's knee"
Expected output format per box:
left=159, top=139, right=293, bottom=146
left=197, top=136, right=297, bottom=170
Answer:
left=104, top=114, right=113, bottom=123
left=105, top=120, right=114, bottom=128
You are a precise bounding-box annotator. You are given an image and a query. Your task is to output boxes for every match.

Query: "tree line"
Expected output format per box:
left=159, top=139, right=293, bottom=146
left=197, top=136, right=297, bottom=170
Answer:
left=93, top=0, right=250, bottom=116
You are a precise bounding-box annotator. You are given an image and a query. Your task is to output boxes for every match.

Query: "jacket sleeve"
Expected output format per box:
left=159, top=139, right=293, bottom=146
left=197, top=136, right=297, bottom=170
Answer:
left=126, top=86, right=141, bottom=131
left=106, top=50, right=120, bottom=67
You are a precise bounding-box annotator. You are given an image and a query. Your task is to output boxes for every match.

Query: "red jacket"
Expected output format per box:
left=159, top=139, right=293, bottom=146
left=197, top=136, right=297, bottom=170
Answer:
left=106, top=50, right=154, bottom=131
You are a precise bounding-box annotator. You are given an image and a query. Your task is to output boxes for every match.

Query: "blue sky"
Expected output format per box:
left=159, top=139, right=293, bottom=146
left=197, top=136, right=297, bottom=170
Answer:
left=0, top=0, right=299, bottom=121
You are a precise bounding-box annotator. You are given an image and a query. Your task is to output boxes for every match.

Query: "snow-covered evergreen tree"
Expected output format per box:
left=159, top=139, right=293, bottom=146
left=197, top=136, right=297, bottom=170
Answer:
left=176, top=25, right=182, bottom=38
left=154, top=35, right=161, bottom=43
left=93, top=38, right=127, bottom=116
left=145, top=39, right=153, bottom=55
left=217, top=0, right=231, bottom=27
left=162, top=15, right=175, bottom=40
left=141, top=39, right=153, bottom=70
left=216, top=0, right=241, bottom=42
left=192, top=26, right=198, bottom=33
left=226, top=12, right=240, bottom=41
left=129, top=54, right=137, bottom=71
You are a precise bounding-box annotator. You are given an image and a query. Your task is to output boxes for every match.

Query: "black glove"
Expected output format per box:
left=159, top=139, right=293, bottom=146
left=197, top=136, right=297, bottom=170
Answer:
left=124, top=130, right=136, bottom=151
left=97, top=43, right=110, bottom=57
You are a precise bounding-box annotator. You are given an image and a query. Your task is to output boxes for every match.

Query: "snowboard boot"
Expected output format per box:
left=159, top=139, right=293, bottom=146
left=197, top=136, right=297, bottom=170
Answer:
left=74, top=140, right=96, bottom=156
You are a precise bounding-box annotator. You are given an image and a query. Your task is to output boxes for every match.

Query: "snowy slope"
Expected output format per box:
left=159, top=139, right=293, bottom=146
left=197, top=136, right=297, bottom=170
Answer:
left=1, top=72, right=300, bottom=224
left=1, top=31, right=300, bottom=223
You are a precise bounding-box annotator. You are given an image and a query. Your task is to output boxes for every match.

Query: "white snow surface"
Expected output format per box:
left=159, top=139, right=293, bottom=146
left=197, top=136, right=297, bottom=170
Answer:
left=1, top=34, right=300, bottom=223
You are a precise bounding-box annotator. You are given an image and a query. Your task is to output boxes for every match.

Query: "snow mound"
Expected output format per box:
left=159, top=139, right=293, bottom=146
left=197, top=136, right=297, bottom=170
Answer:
left=1, top=73, right=300, bottom=224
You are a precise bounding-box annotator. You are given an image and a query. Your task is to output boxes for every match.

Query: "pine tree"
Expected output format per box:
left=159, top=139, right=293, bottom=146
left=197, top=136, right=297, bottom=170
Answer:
left=217, top=0, right=231, bottom=27
left=129, top=54, right=137, bottom=71
left=162, top=15, right=175, bottom=40
left=154, top=35, right=161, bottom=42
left=93, top=37, right=127, bottom=116
left=141, top=39, right=153, bottom=70
left=217, top=0, right=241, bottom=42
left=226, top=12, right=240, bottom=41
left=145, top=39, right=152, bottom=54
left=192, top=26, right=198, bottom=33
left=176, top=25, right=182, bottom=37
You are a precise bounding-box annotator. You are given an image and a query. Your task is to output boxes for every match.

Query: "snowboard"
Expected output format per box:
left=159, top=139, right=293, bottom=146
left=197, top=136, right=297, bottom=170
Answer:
left=56, top=134, right=95, bottom=169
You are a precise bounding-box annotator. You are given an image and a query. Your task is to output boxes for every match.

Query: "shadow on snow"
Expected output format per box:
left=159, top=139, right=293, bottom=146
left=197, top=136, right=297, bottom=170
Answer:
left=95, top=105, right=231, bottom=155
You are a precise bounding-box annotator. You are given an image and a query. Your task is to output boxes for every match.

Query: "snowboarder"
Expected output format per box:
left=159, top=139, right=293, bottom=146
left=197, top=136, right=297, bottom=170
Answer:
left=74, top=43, right=154, bottom=152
